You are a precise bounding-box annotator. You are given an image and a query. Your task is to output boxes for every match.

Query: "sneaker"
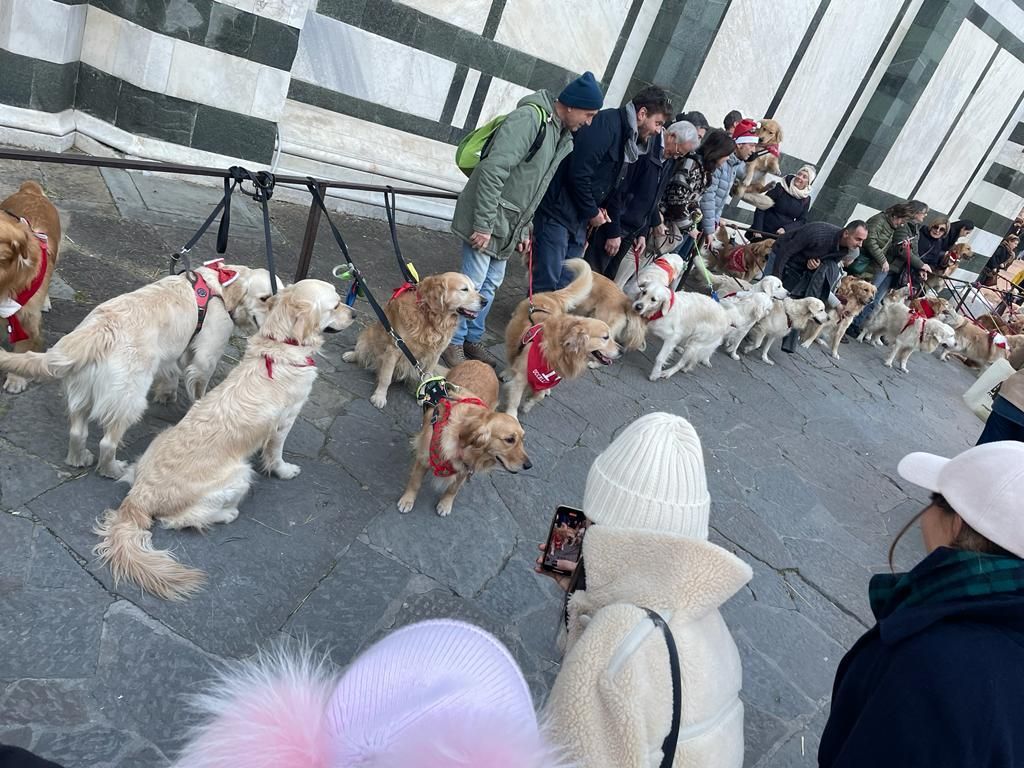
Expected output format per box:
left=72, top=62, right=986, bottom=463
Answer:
left=464, top=341, right=502, bottom=368
left=441, top=344, right=466, bottom=368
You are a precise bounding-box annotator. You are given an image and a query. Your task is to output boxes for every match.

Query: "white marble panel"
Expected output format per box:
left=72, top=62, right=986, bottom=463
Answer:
left=252, top=66, right=291, bottom=122
left=80, top=5, right=121, bottom=73
left=969, top=229, right=1003, bottom=258
left=995, top=141, right=1024, bottom=172
left=606, top=0, right=663, bottom=106
left=111, top=12, right=174, bottom=93
left=451, top=69, right=481, bottom=128
left=975, top=0, right=1024, bottom=42
left=850, top=204, right=880, bottom=224
left=687, top=0, right=821, bottom=129
left=871, top=21, right=995, bottom=198
left=971, top=181, right=1024, bottom=221
left=773, top=0, right=902, bottom=163
left=495, top=0, right=631, bottom=76
left=478, top=78, right=533, bottom=127
left=397, top=0, right=490, bottom=35
left=293, top=13, right=454, bottom=121
left=166, top=39, right=261, bottom=116
left=4, top=0, right=87, bottom=64
left=917, top=50, right=1024, bottom=212
left=216, top=0, right=308, bottom=27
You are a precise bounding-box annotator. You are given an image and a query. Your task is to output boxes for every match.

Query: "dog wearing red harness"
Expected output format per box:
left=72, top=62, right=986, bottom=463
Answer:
left=941, top=313, right=1011, bottom=368
left=573, top=273, right=648, bottom=353
left=0, top=263, right=276, bottom=478
left=0, top=180, right=61, bottom=394
left=398, top=360, right=530, bottom=517
left=93, top=279, right=354, bottom=600
left=884, top=314, right=956, bottom=373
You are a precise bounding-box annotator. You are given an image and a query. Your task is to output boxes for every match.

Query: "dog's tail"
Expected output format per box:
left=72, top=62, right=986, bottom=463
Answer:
left=550, top=259, right=593, bottom=311
left=620, top=309, right=648, bottom=352
left=0, top=326, right=110, bottom=380
left=93, top=499, right=206, bottom=601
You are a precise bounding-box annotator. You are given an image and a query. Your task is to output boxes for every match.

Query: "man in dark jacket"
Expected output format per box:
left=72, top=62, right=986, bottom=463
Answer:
left=773, top=220, right=868, bottom=300
left=584, top=120, right=700, bottom=281
left=530, top=86, right=674, bottom=292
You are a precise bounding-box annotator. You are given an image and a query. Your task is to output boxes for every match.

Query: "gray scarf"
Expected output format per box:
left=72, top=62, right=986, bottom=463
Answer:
left=623, top=102, right=651, bottom=164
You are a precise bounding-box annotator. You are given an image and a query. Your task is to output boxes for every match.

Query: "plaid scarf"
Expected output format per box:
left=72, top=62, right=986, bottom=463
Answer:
left=870, top=548, right=1024, bottom=621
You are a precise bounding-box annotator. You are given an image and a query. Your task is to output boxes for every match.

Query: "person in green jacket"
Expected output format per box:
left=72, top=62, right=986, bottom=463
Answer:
left=444, top=73, right=603, bottom=368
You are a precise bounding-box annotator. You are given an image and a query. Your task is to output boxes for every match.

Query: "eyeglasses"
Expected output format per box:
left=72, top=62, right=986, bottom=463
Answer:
left=931, top=226, right=947, bottom=232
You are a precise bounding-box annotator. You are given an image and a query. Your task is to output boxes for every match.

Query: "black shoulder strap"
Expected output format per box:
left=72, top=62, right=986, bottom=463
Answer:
left=643, top=608, right=682, bottom=768
left=524, top=106, right=549, bottom=163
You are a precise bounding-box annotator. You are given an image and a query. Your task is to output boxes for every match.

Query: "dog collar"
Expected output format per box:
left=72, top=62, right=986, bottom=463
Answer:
left=646, top=292, right=675, bottom=323
left=429, top=396, right=488, bottom=476
left=6, top=224, right=49, bottom=344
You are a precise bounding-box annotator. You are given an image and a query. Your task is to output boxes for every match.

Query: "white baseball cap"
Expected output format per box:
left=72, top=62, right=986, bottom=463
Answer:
left=897, top=441, right=1024, bottom=557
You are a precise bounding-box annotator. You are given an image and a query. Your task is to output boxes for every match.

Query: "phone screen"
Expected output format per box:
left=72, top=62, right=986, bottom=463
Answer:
left=542, top=505, right=588, bottom=574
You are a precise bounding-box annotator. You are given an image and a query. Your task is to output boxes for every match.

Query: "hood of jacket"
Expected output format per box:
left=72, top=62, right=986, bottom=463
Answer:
left=517, top=89, right=559, bottom=127
left=570, top=526, right=752, bottom=627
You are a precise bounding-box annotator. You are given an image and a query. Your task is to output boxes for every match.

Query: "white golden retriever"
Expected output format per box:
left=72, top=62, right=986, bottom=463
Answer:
left=92, top=279, right=354, bottom=601
left=884, top=316, right=956, bottom=372
left=0, top=265, right=276, bottom=479
left=631, top=282, right=731, bottom=379
left=622, top=252, right=685, bottom=296
left=718, top=276, right=788, bottom=360
left=742, top=296, right=829, bottom=365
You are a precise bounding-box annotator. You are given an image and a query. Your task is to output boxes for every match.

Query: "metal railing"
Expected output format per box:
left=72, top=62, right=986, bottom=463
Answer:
left=0, top=147, right=459, bottom=282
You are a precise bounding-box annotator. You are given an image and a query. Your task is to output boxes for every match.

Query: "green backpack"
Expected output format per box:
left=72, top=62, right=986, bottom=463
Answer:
left=455, top=103, right=548, bottom=177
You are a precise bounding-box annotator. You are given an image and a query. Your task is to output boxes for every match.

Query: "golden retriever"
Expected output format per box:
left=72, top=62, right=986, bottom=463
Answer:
left=1, top=181, right=61, bottom=393
left=504, top=259, right=593, bottom=344
left=343, top=273, right=483, bottom=409
left=398, top=360, right=531, bottom=517
left=631, top=282, right=732, bottom=378
left=856, top=288, right=910, bottom=345
left=884, top=317, right=956, bottom=372
left=801, top=275, right=877, bottom=359
left=92, top=279, right=354, bottom=601
left=742, top=296, right=829, bottom=365
left=940, top=314, right=1011, bottom=367
left=573, top=273, right=647, bottom=352
left=733, top=118, right=784, bottom=202
left=0, top=265, right=276, bottom=479
left=709, top=238, right=775, bottom=282
left=977, top=312, right=1011, bottom=335
left=503, top=311, right=619, bottom=418
left=718, top=276, right=788, bottom=360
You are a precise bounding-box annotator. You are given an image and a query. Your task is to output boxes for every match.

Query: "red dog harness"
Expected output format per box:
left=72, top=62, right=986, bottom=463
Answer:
left=652, top=257, right=676, bottom=282
left=191, top=258, right=239, bottom=334
left=520, top=324, right=562, bottom=393
left=3, top=213, right=49, bottom=344
left=263, top=338, right=316, bottom=379
left=646, top=291, right=675, bottom=323
left=390, top=282, right=418, bottom=301
left=429, top=396, right=488, bottom=476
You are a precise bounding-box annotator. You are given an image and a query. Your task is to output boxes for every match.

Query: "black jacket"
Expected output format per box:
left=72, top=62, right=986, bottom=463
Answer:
left=752, top=176, right=810, bottom=234
left=819, top=550, right=1024, bottom=768
left=918, top=227, right=947, bottom=268
left=602, top=133, right=674, bottom=239
left=537, top=107, right=629, bottom=230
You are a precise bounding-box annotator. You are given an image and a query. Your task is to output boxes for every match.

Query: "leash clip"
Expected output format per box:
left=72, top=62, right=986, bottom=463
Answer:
left=417, top=376, right=451, bottom=409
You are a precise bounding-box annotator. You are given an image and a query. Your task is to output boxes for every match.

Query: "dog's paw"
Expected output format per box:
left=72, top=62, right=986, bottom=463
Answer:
left=342, top=350, right=356, bottom=363
left=397, top=494, right=415, bottom=514
left=271, top=462, right=302, bottom=480
left=831, top=352, right=842, bottom=361
left=899, top=365, right=909, bottom=373
left=729, top=352, right=740, bottom=361
left=435, top=500, right=453, bottom=517
left=152, top=389, right=178, bottom=404
left=99, top=459, right=128, bottom=480
left=762, top=357, right=775, bottom=366
left=66, top=449, right=95, bottom=468
left=648, top=370, right=662, bottom=381
left=370, top=392, right=388, bottom=410
left=42, top=296, right=52, bottom=313
left=702, top=360, right=712, bottom=369
left=3, top=374, right=29, bottom=394
left=883, top=360, right=893, bottom=368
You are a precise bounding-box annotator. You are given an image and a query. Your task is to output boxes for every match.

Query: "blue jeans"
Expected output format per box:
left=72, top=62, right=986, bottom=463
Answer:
left=851, top=271, right=892, bottom=332
left=531, top=209, right=586, bottom=292
left=452, top=241, right=507, bottom=345
left=763, top=250, right=778, bottom=277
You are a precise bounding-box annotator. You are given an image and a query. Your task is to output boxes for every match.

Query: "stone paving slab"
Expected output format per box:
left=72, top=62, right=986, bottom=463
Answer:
left=0, top=161, right=986, bottom=767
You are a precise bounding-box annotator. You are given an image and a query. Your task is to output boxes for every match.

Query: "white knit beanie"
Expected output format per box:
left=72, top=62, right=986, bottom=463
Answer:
left=583, top=412, right=710, bottom=538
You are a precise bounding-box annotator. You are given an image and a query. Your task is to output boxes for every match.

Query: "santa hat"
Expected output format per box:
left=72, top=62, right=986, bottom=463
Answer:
left=731, top=118, right=760, bottom=145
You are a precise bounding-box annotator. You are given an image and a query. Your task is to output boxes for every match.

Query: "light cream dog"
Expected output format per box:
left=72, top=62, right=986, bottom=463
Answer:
left=718, top=276, right=787, bottom=360
left=0, top=265, right=276, bottom=478
left=631, top=282, right=732, bottom=379
left=742, top=296, right=829, bottom=365
left=884, top=316, right=956, bottom=372
left=93, top=279, right=354, bottom=601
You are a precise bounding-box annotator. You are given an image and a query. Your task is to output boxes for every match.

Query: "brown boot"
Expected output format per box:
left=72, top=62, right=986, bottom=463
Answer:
left=441, top=344, right=466, bottom=368
left=463, top=341, right=501, bottom=368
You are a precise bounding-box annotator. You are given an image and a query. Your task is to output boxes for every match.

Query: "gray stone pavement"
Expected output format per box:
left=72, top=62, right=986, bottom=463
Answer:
left=0, top=160, right=982, bottom=767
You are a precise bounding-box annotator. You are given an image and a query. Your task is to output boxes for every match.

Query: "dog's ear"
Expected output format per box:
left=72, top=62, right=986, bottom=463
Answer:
left=2, top=227, right=30, bottom=266
left=775, top=124, right=784, bottom=143
left=564, top=321, right=590, bottom=354
left=417, top=277, right=446, bottom=312
left=289, top=298, right=322, bottom=345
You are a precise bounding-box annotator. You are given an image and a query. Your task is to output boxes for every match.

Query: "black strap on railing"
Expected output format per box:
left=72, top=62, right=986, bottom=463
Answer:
left=169, top=169, right=242, bottom=275
left=384, top=186, right=417, bottom=285
left=306, top=180, right=425, bottom=377
left=249, top=169, right=278, bottom=295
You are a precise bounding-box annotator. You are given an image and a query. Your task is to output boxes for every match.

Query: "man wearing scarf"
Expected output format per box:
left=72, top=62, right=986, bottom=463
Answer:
left=530, top=86, right=674, bottom=292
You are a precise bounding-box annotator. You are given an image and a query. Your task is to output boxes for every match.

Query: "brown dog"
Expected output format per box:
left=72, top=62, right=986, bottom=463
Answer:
left=977, top=313, right=1011, bottom=335
left=801, top=275, right=876, bottom=359
left=343, top=273, right=484, bottom=409
left=1, top=181, right=61, bottom=393
left=734, top=119, right=783, bottom=201
left=709, top=239, right=774, bottom=282
left=573, top=273, right=647, bottom=352
left=398, top=360, right=530, bottom=517
left=909, top=296, right=950, bottom=317
left=504, top=258, right=593, bottom=347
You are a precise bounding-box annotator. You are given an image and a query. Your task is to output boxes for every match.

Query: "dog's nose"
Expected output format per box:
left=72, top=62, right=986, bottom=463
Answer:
left=523, top=457, right=532, bottom=471
left=633, top=303, right=643, bottom=312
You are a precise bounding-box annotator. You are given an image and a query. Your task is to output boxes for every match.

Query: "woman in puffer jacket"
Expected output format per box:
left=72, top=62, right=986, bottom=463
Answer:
left=541, top=413, right=752, bottom=768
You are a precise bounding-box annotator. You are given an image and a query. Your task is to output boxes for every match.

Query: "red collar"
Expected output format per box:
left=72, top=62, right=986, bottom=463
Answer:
left=646, top=291, right=675, bottom=323
left=429, top=396, right=488, bottom=476
left=263, top=337, right=315, bottom=378
left=900, top=311, right=927, bottom=343
left=391, top=282, right=419, bottom=301
left=6, top=222, right=49, bottom=345
left=520, top=324, right=562, bottom=393
left=652, top=257, right=676, bottom=282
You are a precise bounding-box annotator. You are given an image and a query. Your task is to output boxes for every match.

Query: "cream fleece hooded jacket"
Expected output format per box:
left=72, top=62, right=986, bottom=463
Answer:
left=545, top=525, right=752, bottom=768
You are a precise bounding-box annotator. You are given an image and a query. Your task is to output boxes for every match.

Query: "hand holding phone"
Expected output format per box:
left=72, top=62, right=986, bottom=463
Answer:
left=540, top=506, right=588, bottom=574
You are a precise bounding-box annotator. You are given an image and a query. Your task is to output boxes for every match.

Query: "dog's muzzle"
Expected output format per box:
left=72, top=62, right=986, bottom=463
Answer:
left=591, top=350, right=614, bottom=365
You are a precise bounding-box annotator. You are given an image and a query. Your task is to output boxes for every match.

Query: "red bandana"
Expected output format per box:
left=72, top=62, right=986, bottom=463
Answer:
left=521, top=324, right=562, bottom=393
left=263, top=338, right=316, bottom=379
left=652, top=257, right=676, bottom=282
left=646, top=291, right=675, bottom=323
left=429, top=396, right=488, bottom=476
left=6, top=224, right=49, bottom=344
left=726, top=245, right=748, bottom=275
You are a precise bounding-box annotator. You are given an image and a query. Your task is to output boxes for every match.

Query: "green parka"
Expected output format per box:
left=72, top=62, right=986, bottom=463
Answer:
left=848, top=211, right=896, bottom=277
left=451, top=90, right=574, bottom=260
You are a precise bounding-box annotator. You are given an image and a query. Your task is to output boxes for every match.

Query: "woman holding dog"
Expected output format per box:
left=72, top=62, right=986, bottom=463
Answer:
left=539, top=413, right=752, bottom=768
left=819, top=441, right=1024, bottom=767
left=750, top=164, right=816, bottom=236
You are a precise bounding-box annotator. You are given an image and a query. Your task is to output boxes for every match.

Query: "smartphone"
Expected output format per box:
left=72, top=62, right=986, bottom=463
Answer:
left=541, top=505, right=589, bottom=574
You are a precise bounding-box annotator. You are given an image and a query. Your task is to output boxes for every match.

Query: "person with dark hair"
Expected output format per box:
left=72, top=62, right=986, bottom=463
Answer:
left=887, top=199, right=931, bottom=283
left=943, top=219, right=974, bottom=250
left=978, top=234, right=1020, bottom=288
left=677, top=110, right=709, bottom=138
left=918, top=216, right=949, bottom=270
left=723, top=110, right=742, bottom=132
left=774, top=220, right=868, bottom=301
left=529, top=86, right=673, bottom=292
left=819, top=440, right=1024, bottom=767
left=750, top=164, right=816, bottom=236
left=698, top=119, right=760, bottom=249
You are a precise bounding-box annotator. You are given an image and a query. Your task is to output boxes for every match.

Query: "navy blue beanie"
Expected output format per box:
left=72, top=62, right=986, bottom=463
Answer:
left=558, top=71, right=604, bottom=110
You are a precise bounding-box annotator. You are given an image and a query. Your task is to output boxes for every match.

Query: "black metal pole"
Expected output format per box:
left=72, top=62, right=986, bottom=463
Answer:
left=295, top=182, right=326, bottom=282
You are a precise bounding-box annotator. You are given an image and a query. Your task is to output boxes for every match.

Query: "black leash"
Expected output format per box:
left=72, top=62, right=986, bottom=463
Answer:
left=643, top=608, right=682, bottom=768
left=384, top=186, right=418, bottom=285
left=250, top=169, right=279, bottom=295
left=306, top=180, right=429, bottom=383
